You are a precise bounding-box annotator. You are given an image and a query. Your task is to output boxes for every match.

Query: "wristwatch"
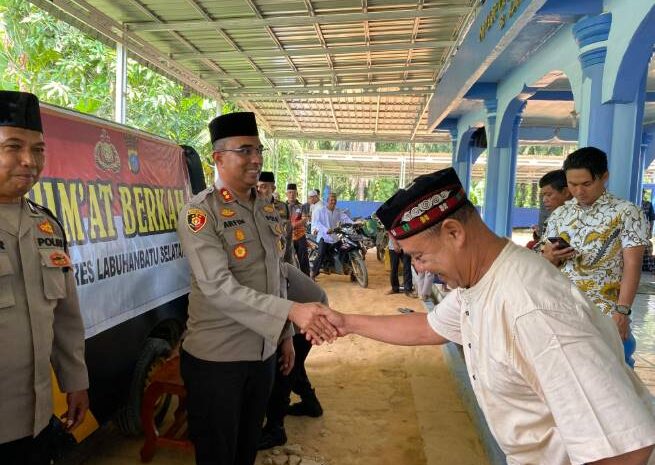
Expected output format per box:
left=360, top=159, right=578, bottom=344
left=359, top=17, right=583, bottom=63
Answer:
left=611, top=304, right=632, bottom=316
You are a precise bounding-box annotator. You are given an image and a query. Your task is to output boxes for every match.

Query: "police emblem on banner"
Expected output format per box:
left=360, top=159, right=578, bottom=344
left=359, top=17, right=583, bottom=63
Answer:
left=233, top=244, right=248, bottom=259
left=94, top=129, right=121, bottom=173
left=38, top=220, right=54, bottom=235
left=125, top=134, right=140, bottom=174
left=49, top=250, right=71, bottom=268
left=187, top=208, right=207, bottom=233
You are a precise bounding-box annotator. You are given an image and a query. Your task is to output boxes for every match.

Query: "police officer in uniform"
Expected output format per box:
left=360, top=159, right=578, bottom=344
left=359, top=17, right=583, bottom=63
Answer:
left=0, top=91, right=89, bottom=465
left=257, top=171, right=294, bottom=264
left=177, top=112, right=337, bottom=465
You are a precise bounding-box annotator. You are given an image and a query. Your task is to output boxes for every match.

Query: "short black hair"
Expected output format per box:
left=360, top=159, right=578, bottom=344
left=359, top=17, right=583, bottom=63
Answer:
left=539, top=169, right=567, bottom=191
left=562, top=146, right=608, bottom=180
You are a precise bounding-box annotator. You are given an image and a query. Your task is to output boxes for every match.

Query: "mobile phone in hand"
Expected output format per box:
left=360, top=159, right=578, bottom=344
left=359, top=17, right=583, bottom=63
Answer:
left=548, top=236, right=572, bottom=250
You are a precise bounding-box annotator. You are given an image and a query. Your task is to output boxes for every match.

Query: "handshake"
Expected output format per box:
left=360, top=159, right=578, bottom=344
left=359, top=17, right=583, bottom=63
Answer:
left=288, top=303, right=347, bottom=345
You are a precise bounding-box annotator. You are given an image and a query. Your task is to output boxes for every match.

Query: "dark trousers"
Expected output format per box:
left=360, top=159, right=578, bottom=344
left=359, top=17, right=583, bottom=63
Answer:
left=265, top=334, right=313, bottom=428
left=180, top=350, right=276, bottom=465
left=312, top=239, right=332, bottom=276
left=389, top=249, right=412, bottom=292
left=0, top=423, right=53, bottom=465
left=293, top=236, right=310, bottom=276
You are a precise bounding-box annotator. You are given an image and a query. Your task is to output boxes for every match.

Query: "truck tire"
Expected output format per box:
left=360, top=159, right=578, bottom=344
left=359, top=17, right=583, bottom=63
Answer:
left=115, top=337, right=172, bottom=436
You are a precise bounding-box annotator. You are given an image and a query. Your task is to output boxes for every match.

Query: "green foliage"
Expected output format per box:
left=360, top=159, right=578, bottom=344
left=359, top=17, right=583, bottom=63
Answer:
left=0, top=0, right=219, bottom=180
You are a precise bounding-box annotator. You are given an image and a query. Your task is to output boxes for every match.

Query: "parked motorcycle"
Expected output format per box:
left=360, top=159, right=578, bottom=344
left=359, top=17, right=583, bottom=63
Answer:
left=307, top=224, right=369, bottom=288
left=357, top=216, right=387, bottom=261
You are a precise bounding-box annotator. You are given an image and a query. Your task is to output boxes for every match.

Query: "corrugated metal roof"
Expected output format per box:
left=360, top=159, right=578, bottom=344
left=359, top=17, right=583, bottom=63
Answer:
left=30, top=0, right=479, bottom=143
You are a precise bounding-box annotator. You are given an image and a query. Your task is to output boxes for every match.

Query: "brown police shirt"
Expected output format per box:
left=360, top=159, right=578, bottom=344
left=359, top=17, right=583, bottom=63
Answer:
left=0, top=199, right=88, bottom=443
left=177, top=181, right=294, bottom=362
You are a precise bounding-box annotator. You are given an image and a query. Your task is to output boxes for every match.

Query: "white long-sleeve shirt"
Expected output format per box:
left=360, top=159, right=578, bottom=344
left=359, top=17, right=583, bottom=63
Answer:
left=311, top=205, right=352, bottom=244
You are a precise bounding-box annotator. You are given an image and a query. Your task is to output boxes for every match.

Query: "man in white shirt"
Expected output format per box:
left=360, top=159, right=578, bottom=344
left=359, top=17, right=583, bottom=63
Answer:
left=319, top=168, right=655, bottom=465
left=310, top=192, right=352, bottom=279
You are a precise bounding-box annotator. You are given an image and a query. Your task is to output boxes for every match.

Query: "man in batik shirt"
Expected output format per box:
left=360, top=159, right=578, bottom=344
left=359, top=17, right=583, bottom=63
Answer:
left=542, top=147, right=649, bottom=368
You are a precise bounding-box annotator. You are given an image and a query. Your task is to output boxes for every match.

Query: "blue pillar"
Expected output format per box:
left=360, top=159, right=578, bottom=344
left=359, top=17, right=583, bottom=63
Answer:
left=608, top=69, right=648, bottom=203
left=482, top=99, right=499, bottom=232
left=494, top=108, right=524, bottom=237
left=451, top=128, right=472, bottom=195
left=573, top=14, right=614, bottom=153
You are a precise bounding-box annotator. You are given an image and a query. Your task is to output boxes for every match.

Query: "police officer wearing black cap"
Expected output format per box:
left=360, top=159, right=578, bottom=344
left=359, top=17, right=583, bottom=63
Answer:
left=257, top=171, right=294, bottom=264
left=177, top=111, right=337, bottom=465
left=0, top=91, right=89, bottom=465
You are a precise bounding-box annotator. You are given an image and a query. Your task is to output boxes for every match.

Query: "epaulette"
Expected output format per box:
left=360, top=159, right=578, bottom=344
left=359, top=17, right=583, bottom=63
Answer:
left=26, top=198, right=69, bottom=255
left=188, top=185, right=215, bottom=205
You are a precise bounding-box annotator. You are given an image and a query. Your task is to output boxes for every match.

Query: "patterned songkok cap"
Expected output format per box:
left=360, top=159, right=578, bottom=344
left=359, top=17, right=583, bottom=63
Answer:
left=376, top=168, right=467, bottom=239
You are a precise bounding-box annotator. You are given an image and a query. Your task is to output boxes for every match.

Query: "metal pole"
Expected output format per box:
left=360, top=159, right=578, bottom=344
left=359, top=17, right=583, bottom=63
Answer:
left=302, top=150, right=309, bottom=200
left=114, top=40, right=127, bottom=124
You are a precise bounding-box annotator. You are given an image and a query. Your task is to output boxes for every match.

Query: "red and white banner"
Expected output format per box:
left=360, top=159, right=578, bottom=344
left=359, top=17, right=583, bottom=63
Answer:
left=29, top=106, right=192, bottom=337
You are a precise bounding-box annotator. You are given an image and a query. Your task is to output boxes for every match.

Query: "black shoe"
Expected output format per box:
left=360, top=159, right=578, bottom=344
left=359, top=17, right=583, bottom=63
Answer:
left=287, top=391, right=323, bottom=418
left=258, top=426, right=287, bottom=450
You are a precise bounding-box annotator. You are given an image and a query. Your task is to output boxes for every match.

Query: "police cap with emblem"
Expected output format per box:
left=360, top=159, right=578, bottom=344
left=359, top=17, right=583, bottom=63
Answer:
left=286, top=183, right=297, bottom=191
left=0, top=90, right=43, bottom=133
left=376, top=167, right=467, bottom=240
left=208, top=111, right=259, bottom=144
left=259, top=171, right=275, bottom=183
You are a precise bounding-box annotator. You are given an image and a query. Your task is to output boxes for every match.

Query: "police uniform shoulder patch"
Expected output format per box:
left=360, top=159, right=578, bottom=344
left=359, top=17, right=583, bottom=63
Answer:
left=38, top=220, right=55, bottom=235
left=187, top=207, right=208, bottom=233
left=233, top=244, right=248, bottom=259
left=219, top=188, right=234, bottom=203
left=221, top=208, right=236, bottom=218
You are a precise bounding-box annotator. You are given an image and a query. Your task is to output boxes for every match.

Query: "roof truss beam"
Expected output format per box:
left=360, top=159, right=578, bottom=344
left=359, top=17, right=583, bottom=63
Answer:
left=126, top=7, right=473, bottom=32
left=173, top=40, right=455, bottom=61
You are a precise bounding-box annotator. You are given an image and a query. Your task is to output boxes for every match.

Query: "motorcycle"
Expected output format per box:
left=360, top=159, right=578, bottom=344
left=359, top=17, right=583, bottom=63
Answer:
left=307, top=224, right=369, bottom=288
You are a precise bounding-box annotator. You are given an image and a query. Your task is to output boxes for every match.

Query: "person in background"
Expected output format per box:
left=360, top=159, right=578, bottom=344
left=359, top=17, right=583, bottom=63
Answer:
left=0, top=91, right=89, bottom=465
left=286, top=183, right=310, bottom=276
left=258, top=171, right=294, bottom=264
left=542, top=147, right=649, bottom=368
left=176, top=111, right=336, bottom=465
left=321, top=168, right=655, bottom=465
left=530, top=169, right=572, bottom=252
left=386, top=236, right=414, bottom=297
left=259, top=273, right=326, bottom=450
left=308, top=189, right=323, bottom=218
left=415, top=270, right=435, bottom=302
left=310, top=192, right=352, bottom=280
left=641, top=190, right=654, bottom=272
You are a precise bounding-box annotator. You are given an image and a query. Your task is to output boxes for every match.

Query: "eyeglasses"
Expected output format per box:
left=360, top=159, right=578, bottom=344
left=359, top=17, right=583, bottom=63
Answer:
left=217, top=146, right=267, bottom=157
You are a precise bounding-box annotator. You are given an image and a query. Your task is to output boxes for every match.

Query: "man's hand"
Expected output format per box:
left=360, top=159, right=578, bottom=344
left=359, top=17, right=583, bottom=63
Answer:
left=542, top=241, right=575, bottom=266
left=611, top=312, right=630, bottom=341
left=288, top=302, right=339, bottom=345
left=63, top=390, right=89, bottom=431
left=279, top=337, right=295, bottom=375
left=318, top=307, right=348, bottom=337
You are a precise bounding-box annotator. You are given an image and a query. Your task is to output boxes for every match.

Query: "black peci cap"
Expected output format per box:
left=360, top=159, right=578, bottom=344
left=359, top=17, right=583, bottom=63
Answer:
left=376, top=168, right=467, bottom=239
left=286, top=183, right=297, bottom=191
left=0, top=91, right=43, bottom=133
left=259, top=171, right=275, bottom=183
left=208, top=111, right=258, bottom=144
